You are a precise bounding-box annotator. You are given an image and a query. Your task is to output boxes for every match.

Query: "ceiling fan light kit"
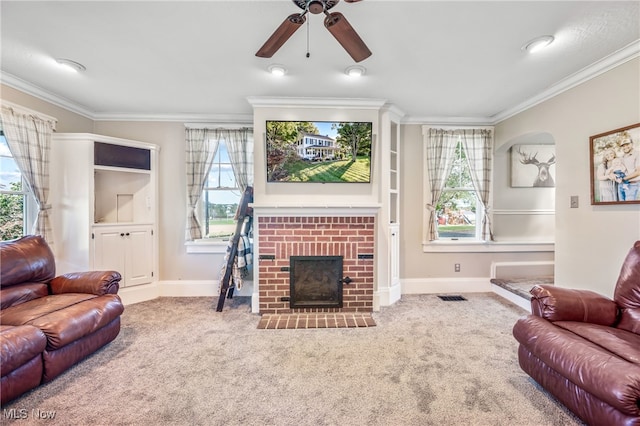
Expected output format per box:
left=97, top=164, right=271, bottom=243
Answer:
left=55, top=58, right=86, bottom=73
left=522, top=35, right=555, bottom=53
left=345, top=65, right=365, bottom=77
left=256, top=0, right=371, bottom=63
left=268, top=64, right=287, bottom=76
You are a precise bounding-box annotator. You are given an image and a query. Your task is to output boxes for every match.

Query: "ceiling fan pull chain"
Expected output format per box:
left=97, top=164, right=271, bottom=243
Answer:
left=306, top=15, right=311, bottom=58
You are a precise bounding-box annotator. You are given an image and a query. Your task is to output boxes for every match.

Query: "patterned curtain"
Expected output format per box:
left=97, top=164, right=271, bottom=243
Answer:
left=460, top=129, right=494, bottom=241
left=424, top=128, right=457, bottom=241
left=0, top=106, right=56, bottom=243
left=224, top=128, right=254, bottom=191
left=185, top=128, right=219, bottom=241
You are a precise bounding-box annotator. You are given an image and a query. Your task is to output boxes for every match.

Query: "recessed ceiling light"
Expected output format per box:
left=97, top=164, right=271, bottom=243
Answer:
left=55, top=58, right=86, bottom=72
left=268, top=64, right=287, bottom=76
left=522, top=35, right=555, bottom=53
left=345, top=65, right=366, bottom=78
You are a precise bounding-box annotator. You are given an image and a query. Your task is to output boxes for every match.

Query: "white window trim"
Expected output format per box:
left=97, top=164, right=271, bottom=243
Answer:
left=0, top=185, right=36, bottom=237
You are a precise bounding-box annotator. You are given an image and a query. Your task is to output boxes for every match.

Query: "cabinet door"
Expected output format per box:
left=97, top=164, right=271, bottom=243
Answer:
left=125, top=228, right=153, bottom=287
left=389, top=225, right=400, bottom=286
left=93, top=226, right=154, bottom=287
left=93, top=229, right=127, bottom=278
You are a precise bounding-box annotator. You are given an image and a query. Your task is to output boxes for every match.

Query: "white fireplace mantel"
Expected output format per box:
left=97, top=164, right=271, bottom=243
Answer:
left=250, top=203, right=381, bottom=217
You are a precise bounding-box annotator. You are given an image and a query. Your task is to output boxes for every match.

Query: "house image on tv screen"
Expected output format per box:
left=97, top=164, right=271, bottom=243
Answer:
left=265, top=120, right=372, bottom=183
left=296, top=133, right=339, bottom=161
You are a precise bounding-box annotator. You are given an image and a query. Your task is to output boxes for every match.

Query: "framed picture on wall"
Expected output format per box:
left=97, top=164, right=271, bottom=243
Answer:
left=511, top=144, right=556, bottom=187
left=590, top=123, right=640, bottom=205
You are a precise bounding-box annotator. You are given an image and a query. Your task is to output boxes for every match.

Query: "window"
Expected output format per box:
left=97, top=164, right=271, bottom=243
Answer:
left=424, top=127, right=493, bottom=246
left=185, top=127, right=253, bottom=251
left=0, top=134, right=34, bottom=240
left=436, top=139, right=480, bottom=239
left=202, top=140, right=242, bottom=241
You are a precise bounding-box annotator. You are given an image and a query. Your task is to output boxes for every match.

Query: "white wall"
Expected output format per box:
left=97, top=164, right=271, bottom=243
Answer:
left=399, top=124, right=554, bottom=283
left=492, top=132, right=555, bottom=242
left=3, top=58, right=637, bottom=299
left=496, top=58, right=640, bottom=298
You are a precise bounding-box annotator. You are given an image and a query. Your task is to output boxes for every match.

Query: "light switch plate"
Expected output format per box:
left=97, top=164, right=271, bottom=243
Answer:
left=570, top=196, right=579, bottom=208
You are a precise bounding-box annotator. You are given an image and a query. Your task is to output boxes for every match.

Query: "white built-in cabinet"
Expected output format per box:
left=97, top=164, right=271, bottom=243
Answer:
left=50, top=133, right=158, bottom=289
left=387, top=115, right=401, bottom=291
left=389, top=223, right=400, bottom=286
left=389, top=121, right=400, bottom=225
left=377, top=106, right=403, bottom=305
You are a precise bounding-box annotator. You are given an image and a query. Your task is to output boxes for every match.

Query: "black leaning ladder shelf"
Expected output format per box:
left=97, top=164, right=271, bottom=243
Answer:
left=216, top=186, right=253, bottom=312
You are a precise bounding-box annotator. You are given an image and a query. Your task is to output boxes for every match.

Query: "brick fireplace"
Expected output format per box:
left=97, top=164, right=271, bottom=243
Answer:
left=257, top=215, right=375, bottom=314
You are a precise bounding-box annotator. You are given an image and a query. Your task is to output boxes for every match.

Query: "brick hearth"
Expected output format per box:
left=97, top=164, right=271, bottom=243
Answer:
left=257, top=216, right=375, bottom=314
left=257, top=313, right=376, bottom=329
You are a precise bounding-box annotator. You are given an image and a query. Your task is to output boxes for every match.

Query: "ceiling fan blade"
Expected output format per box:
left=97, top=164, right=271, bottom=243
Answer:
left=324, top=12, right=371, bottom=63
left=256, top=13, right=306, bottom=58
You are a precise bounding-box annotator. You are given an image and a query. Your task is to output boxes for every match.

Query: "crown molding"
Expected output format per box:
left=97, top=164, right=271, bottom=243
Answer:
left=402, top=115, right=493, bottom=126
left=247, top=96, right=387, bottom=109
left=93, top=113, right=254, bottom=123
left=1, top=71, right=95, bottom=119
left=3, top=39, right=638, bottom=124
left=381, top=103, right=405, bottom=119
left=491, top=39, right=640, bottom=124
left=402, top=39, right=640, bottom=126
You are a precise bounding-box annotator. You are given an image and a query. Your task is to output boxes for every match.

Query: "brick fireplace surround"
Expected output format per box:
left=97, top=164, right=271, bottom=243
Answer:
left=257, top=215, right=375, bottom=315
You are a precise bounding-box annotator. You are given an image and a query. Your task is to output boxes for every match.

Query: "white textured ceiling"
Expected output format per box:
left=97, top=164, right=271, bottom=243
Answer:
left=1, top=1, right=639, bottom=123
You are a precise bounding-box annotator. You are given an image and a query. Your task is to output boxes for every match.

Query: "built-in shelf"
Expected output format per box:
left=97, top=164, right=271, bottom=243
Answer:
left=94, top=168, right=153, bottom=224
left=94, top=165, right=152, bottom=175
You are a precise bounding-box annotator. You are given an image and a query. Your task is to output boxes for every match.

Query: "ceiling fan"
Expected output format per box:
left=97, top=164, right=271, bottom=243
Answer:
left=255, top=0, right=371, bottom=63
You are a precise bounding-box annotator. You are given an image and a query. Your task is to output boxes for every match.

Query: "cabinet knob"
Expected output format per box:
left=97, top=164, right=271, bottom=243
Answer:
left=120, top=233, right=125, bottom=237
left=125, top=232, right=130, bottom=236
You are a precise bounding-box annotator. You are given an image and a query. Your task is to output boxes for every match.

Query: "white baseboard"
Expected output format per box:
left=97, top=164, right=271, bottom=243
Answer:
left=401, top=277, right=491, bottom=294
left=120, top=280, right=220, bottom=306
left=374, top=282, right=402, bottom=311
left=119, top=282, right=160, bottom=305
left=160, top=280, right=218, bottom=297
left=252, top=292, right=260, bottom=313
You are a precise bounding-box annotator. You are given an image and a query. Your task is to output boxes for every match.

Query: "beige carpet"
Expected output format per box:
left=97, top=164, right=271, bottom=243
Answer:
left=2, top=294, right=584, bottom=426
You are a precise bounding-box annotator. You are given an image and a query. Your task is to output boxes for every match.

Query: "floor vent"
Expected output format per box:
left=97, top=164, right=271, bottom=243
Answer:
left=437, top=295, right=467, bottom=301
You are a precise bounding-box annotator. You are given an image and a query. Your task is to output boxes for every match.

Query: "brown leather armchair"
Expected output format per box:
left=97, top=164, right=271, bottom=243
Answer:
left=513, top=241, right=640, bottom=425
left=0, top=235, right=124, bottom=404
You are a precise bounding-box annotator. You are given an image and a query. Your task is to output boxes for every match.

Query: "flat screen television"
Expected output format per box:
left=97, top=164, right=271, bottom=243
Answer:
left=266, top=120, right=372, bottom=183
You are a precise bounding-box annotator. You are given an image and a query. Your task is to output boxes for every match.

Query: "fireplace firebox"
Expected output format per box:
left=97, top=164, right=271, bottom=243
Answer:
left=290, top=256, right=343, bottom=309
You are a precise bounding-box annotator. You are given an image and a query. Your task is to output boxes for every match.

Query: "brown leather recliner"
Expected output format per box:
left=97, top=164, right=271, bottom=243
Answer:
left=513, top=241, right=640, bottom=425
left=0, top=235, right=124, bottom=404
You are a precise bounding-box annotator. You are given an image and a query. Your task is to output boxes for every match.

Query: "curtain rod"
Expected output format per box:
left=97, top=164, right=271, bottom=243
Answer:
left=1, top=99, right=58, bottom=130
left=184, top=122, right=253, bottom=130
